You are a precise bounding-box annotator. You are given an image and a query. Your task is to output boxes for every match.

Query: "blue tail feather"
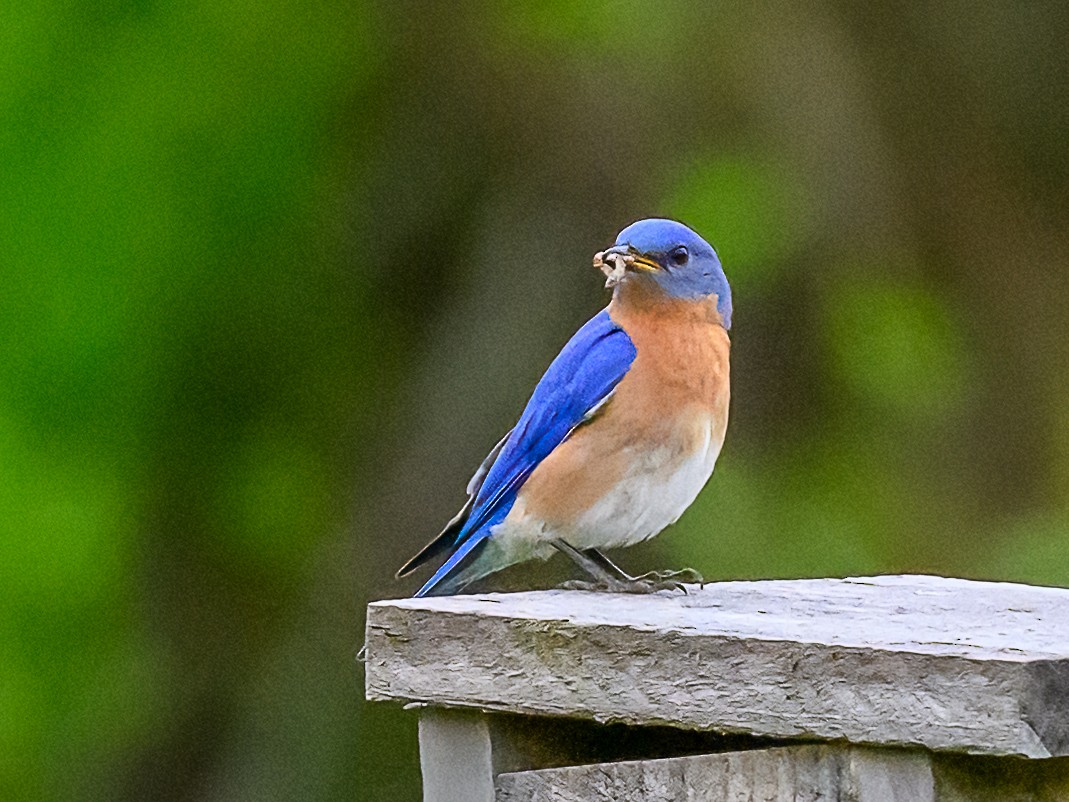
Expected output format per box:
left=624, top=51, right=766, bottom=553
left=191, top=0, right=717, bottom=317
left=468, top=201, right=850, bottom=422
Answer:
left=414, top=530, right=491, bottom=597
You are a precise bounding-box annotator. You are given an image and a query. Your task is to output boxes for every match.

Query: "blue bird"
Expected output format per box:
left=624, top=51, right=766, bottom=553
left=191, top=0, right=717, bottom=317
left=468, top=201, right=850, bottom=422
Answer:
left=397, top=219, right=732, bottom=597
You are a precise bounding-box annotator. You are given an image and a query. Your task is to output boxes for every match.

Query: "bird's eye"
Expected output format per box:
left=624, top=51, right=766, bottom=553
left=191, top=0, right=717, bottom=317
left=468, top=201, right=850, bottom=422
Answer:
left=669, top=246, right=689, bottom=266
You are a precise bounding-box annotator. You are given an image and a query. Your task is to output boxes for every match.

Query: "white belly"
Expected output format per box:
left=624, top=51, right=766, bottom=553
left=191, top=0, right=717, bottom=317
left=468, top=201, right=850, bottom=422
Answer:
left=484, top=417, right=724, bottom=569
left=572, top=434, right=720, bottom=549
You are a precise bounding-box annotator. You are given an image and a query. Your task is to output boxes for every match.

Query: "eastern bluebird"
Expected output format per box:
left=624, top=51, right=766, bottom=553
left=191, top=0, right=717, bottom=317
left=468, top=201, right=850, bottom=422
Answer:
left=397, top=218, right=732, bottom=597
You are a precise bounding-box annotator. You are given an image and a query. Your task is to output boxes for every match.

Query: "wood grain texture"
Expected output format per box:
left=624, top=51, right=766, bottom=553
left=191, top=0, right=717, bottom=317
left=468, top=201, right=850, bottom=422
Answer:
left=365, top=575, right=1069, bottom=758
left=494, top=745, right=935, bottom=802
left=418, top=708, right=495, bottom=802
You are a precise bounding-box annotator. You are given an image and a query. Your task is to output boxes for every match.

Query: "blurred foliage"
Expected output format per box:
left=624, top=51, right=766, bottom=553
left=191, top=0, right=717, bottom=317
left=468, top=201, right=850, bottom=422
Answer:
left=664, top=154, right=813, bottom=294
left=2, top=1, right=1068, bottom=800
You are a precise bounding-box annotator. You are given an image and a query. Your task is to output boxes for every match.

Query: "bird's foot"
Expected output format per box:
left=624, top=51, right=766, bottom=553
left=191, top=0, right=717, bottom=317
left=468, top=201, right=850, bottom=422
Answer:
left=557, top=576, right=689, bottom=595
left=631, top=566, right=704, bottom=587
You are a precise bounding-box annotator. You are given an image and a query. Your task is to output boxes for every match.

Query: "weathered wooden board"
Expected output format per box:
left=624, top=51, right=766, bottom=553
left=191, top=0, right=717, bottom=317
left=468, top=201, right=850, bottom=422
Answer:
left=416, top=708, right=1069, bottom=802
left=495, top=745, right=935, bottom=802
left=365, top=575, right=1069, bottom=758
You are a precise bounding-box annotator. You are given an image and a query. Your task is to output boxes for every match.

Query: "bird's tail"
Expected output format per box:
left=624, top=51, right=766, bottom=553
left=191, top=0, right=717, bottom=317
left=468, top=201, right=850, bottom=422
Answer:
left=413, top=531, right=492, bottom=597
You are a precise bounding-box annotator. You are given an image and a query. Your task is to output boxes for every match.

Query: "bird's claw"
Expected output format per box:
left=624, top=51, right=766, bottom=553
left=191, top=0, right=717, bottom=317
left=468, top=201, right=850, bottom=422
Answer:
left=632, top=567, right=704, bottom=587
left=557, top=576, right=690, bottom=595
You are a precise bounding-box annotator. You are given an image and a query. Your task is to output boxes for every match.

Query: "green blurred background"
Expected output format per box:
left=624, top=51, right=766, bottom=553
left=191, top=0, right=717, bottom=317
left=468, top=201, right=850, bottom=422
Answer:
left=3, top=1, right=1069, bottom=799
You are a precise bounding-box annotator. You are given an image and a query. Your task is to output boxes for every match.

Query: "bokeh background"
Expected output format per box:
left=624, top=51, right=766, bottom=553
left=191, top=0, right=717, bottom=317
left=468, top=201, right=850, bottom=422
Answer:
left=4, top=1, right=1069, bottom=799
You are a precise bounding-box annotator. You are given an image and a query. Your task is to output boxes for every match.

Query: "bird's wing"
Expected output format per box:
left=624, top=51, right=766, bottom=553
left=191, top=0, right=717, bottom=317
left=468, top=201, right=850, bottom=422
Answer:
left=414, top=308, right=637, bottom=596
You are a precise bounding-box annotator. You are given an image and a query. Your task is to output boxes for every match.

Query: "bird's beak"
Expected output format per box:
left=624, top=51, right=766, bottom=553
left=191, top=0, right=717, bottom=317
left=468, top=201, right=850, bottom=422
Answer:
left=600, top=244, right=661, bottom=272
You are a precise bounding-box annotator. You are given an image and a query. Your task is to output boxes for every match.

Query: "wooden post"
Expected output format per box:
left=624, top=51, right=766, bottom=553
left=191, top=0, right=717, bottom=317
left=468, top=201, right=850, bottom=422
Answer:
left=364, top=575, right=1069, bottom=801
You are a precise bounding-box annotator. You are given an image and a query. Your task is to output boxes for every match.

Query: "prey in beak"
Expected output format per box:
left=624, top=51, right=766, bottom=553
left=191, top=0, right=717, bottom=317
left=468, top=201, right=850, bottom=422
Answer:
left=592, top=245, right=660, bottom=288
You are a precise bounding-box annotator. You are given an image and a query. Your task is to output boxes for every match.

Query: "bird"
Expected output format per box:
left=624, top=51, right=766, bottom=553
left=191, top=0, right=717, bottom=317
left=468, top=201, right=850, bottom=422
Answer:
left=397, top=218, right=732, bottom=597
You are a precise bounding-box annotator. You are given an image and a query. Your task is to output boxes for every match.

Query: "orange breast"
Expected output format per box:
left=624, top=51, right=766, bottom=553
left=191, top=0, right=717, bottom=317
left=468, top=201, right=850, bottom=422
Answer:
left=517, top=285, right=731, bottom=528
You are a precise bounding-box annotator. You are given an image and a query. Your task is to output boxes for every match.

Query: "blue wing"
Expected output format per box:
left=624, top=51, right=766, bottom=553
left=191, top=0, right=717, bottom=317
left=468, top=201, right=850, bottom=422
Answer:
left=414, top=308, right=636, bottom=596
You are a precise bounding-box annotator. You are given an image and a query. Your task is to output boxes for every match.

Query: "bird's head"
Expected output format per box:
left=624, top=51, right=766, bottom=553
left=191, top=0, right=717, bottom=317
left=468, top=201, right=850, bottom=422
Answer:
left=598, top=218, right=732, bottom=328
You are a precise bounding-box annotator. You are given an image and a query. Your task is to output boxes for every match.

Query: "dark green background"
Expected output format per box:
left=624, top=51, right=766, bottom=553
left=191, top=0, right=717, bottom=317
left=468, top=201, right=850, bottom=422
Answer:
left=4, top=2, right=1068, bottom=799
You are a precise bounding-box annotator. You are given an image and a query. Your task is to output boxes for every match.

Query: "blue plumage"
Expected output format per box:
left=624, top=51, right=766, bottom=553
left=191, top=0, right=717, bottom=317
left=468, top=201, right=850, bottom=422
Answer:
left=399, top=217, right=731, bottom=597
left=414, top=309, right=637, bottom=596
left=611, top=218, right=732, bottom=327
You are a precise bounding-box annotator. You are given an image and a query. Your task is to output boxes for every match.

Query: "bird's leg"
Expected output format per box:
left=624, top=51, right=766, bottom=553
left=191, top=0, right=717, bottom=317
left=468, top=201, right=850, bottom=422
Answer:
left=581, top=548, right=632, bottom=581
left=551, top=540, right=623, bottom=587
left=552, top=540, right=689, bottom=594
left=586, top=548, right=705, bottom=590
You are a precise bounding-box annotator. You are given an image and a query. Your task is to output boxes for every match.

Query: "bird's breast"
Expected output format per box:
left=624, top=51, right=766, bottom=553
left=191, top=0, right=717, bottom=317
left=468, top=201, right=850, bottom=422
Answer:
left=605, top=291, right=731, bottom=425
left=506, top=292, right=730, bottom=548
